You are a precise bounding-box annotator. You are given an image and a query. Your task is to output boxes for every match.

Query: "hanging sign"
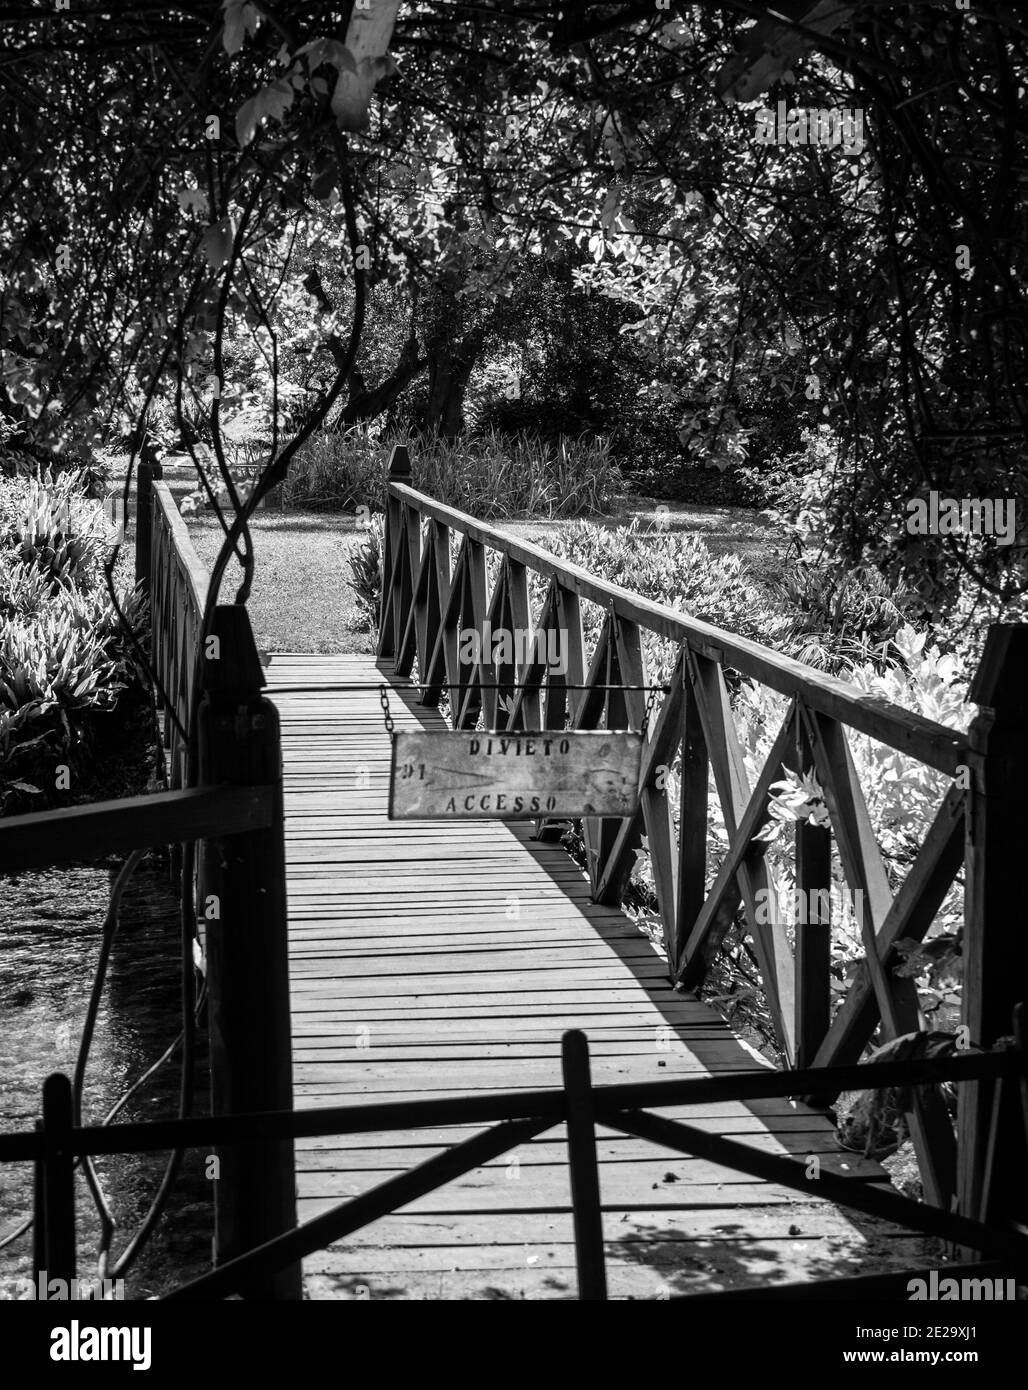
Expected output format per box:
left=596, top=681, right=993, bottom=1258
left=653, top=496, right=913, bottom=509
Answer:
left=388, top=730, right=643, bottom=820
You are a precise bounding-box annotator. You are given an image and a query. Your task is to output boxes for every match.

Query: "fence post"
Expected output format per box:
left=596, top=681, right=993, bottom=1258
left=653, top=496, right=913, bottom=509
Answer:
left=197, top=604, right=301, bottom=1299
left=794, top=720, right=832, bottom=1073
left=33, top=1073, right=76, bottom=1292
left=958, top=624, right=1028, bottom=1239
left=377, top=444, right=411, bottom=660
left=675, top=653, right=708, bottom=980
left=561, top=1031, right=608, bottom=1301
left=32, top=1120, right=46, bottom=1281
left=134, top=447, right=163, bottom=592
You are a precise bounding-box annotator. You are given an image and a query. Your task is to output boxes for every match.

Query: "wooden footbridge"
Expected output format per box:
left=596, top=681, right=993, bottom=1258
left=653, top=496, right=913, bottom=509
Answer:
left=1, top=447, right=1026, bottom=1300
left=272, top=654, right=916, bottom=1299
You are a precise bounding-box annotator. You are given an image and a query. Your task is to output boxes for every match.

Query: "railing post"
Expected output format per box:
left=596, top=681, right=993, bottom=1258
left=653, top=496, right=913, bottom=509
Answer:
left=561, top=1030, right=608, bottom=1301
left=134, top=446, right=163, bottom=592
left=675, top=651, right=708, bottom=979
left=377, top=444, right=411, bottom=660
left=32, top=1119, right=46, bottom=1281
left=33, top=1073, right=76, bottom=1292
left=794, top=720, right=832, bottom=1072
left=197, top=604, right=301, bottom=1299
left=958, top=624, right=1028, bottom=1239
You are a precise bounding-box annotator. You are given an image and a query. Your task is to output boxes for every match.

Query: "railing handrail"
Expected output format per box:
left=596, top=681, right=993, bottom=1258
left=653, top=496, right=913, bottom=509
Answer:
left=0, top=1044, right=1017, bottom=1166
left=143, top=483, right=299, bottom=1294
left=152, top=477, right=209, bottom=614
left=0, top=785, right=275, bottom=873
left=147, top=474, right=212, bottom=796
left=159, top=1044, right=1028, bottom=1299
left=387, top=479, right=969, bottom=775
left=12, top=1024, right=1027, bottom=1300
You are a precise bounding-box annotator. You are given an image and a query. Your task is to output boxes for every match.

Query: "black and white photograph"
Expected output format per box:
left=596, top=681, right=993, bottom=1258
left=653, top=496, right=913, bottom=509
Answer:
left=0, top=0, right=1026, bottom=1364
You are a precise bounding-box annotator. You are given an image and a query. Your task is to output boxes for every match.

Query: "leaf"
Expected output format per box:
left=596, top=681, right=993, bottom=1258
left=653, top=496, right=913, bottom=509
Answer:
left=200, top=216, right=235, bottom=270
left=331, top=54, right=398, bottom=132
left=234, top=96, right=261, bottom=147
left=311, top=159, right=337, bottom=200
left=221, top=0, right=258, bottom=57
left=296, top=38, right=357, bottom=74
left=752, top=817, right=783, bottom=844
left=331, top=67, right=366, bottom=131
left=236, top=79, right=295, bottom=147
left=599, top=185, right=621, bottom=233
left=369, top=53, right=398, bottom=82
left=176, top=186, right=209, bottom=218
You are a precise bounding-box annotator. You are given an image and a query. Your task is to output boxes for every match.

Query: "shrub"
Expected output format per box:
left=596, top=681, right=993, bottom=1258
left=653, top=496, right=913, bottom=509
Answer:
left=282, top=428, right=382, bottom=512
left=771, top=562, right=914, bottom=675
left=346, top=514, right=383, bottom=632
left=0, top=703, right=48, bottom=810
left=0, top=601, right=120, bottom=715
left=283, top=426, right=623, bottom=519
left=741, top=424, right=843, bottom=560
left=0, top=467, right=116, bottom=591
left=534, top=519, right=787, bottom=688
left=0, top=470, right=146, bottom=813
left=930, top=575, right=1028, bottom=675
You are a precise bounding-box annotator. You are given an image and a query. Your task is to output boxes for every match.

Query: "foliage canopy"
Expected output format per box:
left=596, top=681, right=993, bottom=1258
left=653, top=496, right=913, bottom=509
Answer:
left=1, top=1, right=1025, bottom=604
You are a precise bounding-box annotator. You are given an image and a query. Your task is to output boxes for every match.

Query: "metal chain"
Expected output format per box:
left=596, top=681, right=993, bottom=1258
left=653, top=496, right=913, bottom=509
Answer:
left=378, top=683, right=395, bottom=736
left=640, top=685, right=660, bottom=738
left=306, top=681, right=664, bottom=741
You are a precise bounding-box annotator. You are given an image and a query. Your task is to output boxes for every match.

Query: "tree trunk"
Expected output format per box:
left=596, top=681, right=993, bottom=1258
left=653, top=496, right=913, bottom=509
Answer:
left=340, top=333, right=427, bottom=427
left=425, top=329, right=484, bottom=440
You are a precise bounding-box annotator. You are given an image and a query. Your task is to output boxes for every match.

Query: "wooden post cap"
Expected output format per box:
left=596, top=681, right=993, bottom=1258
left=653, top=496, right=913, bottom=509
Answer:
left=139, top=439, right=162, bottom=469
left=387, top=445, right=412, bottom=479
left=969, top=624, right=1028, bottom=710
left=200, top=605, right=266, bottom=697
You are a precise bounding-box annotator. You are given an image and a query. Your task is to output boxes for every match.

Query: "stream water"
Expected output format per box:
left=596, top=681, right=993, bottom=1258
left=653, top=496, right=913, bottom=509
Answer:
left=0, top=858, right=212, bottom=1300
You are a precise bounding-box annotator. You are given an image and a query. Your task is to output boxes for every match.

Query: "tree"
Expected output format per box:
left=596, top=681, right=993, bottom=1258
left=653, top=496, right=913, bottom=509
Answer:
left=2, top=2, right=1025, bottom=603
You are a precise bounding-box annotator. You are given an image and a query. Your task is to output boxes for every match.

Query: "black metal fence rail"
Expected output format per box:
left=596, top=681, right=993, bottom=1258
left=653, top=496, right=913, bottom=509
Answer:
left=4, top=1018, right=1025, bottom=1301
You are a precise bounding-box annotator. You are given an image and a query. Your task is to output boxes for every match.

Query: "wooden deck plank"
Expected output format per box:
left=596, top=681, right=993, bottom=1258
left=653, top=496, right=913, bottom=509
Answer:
left=271, top=654, right=924, bottom=1300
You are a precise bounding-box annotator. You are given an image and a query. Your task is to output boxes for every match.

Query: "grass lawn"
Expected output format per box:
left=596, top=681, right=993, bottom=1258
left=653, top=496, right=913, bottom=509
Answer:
left=186, top=511, right=375, bottom=655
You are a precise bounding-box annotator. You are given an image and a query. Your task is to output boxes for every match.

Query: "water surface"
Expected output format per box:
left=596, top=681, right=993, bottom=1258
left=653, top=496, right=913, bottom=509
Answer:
left=1, top=859, right=211, bottom=1299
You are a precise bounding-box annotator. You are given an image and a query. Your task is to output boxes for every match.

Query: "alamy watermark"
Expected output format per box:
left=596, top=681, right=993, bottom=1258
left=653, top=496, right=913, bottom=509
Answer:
left=0, top=1270, right=125, bottom=1301
left=458, top=621, right=568, bottom=676
left=905, top=491, right=1017, bottom=546
left=754, top=884, right=864, bottom=929
left=50, top=1320, right=151, bottom=1371
left=17, top=494, right=125, bottom=544
left=908, top=1270, right=1017, bottom=1301
left=754, top=101, right=865, bottom=155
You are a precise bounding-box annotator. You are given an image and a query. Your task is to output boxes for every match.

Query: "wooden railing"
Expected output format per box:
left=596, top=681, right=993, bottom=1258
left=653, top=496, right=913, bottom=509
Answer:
left=146, top=466, right=299, bottom=1294
left=5, top=1020, right=1025, bottom=1301
left=376, top=445, right=1028, bottom=1236
left=141, top=462, right=209, bottom=793
left=0, top=464, right=300, bottom=1296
